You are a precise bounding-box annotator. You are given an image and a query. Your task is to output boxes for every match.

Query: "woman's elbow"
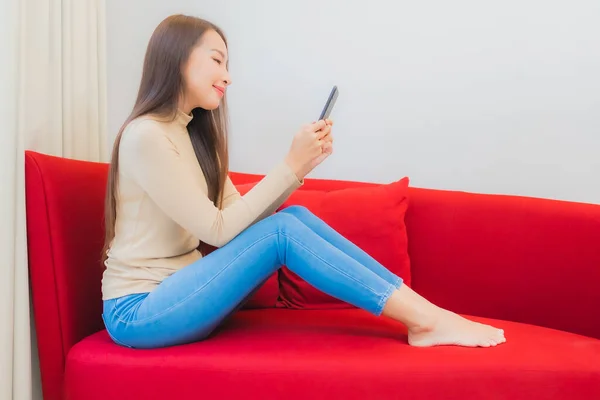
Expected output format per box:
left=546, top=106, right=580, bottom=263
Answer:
left=198, top=231, right=236, bottom=249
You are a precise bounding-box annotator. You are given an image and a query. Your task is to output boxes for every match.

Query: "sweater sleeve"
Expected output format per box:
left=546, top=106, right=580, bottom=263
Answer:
left=119, top=120, right=302, bottom=247
left=220, top=176, right=242, bottom=209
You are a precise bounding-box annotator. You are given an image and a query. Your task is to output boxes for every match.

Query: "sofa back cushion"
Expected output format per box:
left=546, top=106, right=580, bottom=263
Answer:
left=405, top=187, right=600, bottom=339
left=25, top=151, right=108, bottom=400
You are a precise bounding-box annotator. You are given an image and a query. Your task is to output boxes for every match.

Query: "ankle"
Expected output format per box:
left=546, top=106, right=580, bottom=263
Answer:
left=382, top=286, right=440, bottom=331
left=407, top=310, right=439, bottom=333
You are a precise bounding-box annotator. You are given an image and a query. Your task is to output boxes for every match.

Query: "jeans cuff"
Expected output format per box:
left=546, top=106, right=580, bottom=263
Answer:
left=374, top=284, right=394, bottom=316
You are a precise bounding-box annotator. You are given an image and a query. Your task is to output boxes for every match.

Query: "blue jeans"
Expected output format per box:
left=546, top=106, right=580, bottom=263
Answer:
left=102, top=205, right=403, bottom=348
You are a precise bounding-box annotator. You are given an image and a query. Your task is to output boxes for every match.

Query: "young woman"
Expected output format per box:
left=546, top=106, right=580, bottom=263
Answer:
left=101, top=14, right=506, bottom=349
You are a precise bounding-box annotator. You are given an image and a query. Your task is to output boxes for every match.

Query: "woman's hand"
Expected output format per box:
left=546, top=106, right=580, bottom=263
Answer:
left=285, top=119, right=334, bottom=180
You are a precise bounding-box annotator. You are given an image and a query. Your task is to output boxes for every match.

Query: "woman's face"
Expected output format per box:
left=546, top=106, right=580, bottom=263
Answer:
left=181, top=29, right=231, bottom=112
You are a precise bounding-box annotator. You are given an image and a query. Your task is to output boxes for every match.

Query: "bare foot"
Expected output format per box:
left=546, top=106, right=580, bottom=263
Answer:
left=382, top=285, right=506, bottom=348
left=408, top=307, right=506, bottom=348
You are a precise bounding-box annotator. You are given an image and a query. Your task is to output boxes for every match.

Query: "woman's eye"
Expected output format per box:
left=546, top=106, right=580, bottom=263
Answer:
left=213, top=58, right=222, bottom=65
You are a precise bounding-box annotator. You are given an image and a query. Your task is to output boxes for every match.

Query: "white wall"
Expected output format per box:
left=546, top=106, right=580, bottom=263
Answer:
left=107, top=0, right=600, bottom=204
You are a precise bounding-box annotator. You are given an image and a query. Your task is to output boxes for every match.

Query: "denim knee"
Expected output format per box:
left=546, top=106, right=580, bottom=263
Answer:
left=265, top=211, right=310, bottom=248
left=270, top=210, right=301, bottom=227
left=280, top=204, right=311, bottom=217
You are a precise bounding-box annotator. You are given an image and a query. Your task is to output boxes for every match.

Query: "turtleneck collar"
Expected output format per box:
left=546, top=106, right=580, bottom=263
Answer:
left=175, top=109, right=193, bottom=126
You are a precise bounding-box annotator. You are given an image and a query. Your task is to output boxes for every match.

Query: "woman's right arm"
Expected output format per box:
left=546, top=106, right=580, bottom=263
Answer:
left=119, top=119, right=332, bottom=248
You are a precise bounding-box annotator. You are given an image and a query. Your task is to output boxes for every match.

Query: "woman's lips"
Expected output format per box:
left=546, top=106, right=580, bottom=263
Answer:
left=213, top=85, right=225, bottom=96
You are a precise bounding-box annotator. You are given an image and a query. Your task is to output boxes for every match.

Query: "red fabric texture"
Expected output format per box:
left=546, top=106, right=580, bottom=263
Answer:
left=25, top=151, right=108, bottom=400
left=274, top=177, right=411, bottom=309
left=65, top=309, right=600, bottom=400
left=404, top=187, right=600, bottom=340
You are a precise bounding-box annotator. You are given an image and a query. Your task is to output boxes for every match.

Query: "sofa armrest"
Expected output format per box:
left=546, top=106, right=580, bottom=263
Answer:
left=406, top=187, right=600, bottom=339
left=25, top=151, right=108, bottom=400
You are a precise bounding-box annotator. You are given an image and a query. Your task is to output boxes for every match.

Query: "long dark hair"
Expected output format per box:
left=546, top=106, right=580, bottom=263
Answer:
left=102, top=15, right=230, bottom=262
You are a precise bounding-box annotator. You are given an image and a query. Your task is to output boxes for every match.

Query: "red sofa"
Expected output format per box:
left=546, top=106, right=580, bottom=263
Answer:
left=25, top=150, right=600, bottom=400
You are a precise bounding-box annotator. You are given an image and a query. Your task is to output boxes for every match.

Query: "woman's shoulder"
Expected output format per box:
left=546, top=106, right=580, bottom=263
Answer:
left=121, top=114, right=179, bottom=145
left=117, top=115, right=183, bottom=176
left=124, top=114, right=172, bottom=135
left=119, top=115, right=180, bottom=158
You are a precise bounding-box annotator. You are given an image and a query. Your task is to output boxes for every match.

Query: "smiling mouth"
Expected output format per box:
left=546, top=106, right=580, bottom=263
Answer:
left=213, top=86, right=225, bottom=96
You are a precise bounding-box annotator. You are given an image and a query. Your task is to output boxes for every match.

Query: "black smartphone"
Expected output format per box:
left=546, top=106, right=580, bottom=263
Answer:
left=318, top=85, right=339, bottom=120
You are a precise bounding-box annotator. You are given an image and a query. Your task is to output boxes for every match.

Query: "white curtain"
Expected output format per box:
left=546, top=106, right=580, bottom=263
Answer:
left=0, top=1, right=108, bottom=399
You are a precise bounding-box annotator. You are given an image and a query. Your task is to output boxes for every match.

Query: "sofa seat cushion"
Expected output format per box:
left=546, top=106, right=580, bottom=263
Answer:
left=65, top=309, right=600, bottom=400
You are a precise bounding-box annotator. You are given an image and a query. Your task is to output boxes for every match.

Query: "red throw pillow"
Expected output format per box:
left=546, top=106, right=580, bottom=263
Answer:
left=275, top=177, right=411, bottom=309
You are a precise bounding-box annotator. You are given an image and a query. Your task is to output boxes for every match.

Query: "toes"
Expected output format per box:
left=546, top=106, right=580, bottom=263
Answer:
left=494, top=329, right=505, bottom=340
left=490, top=336, right=502, bottom=344
left=486, top=328, right=505, bottom=346
left=491, top=335, right=506, bottom=346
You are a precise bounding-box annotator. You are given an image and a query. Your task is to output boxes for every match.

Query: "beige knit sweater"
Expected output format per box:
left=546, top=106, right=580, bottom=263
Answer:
left=101, top=110, right=301, bottom=300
